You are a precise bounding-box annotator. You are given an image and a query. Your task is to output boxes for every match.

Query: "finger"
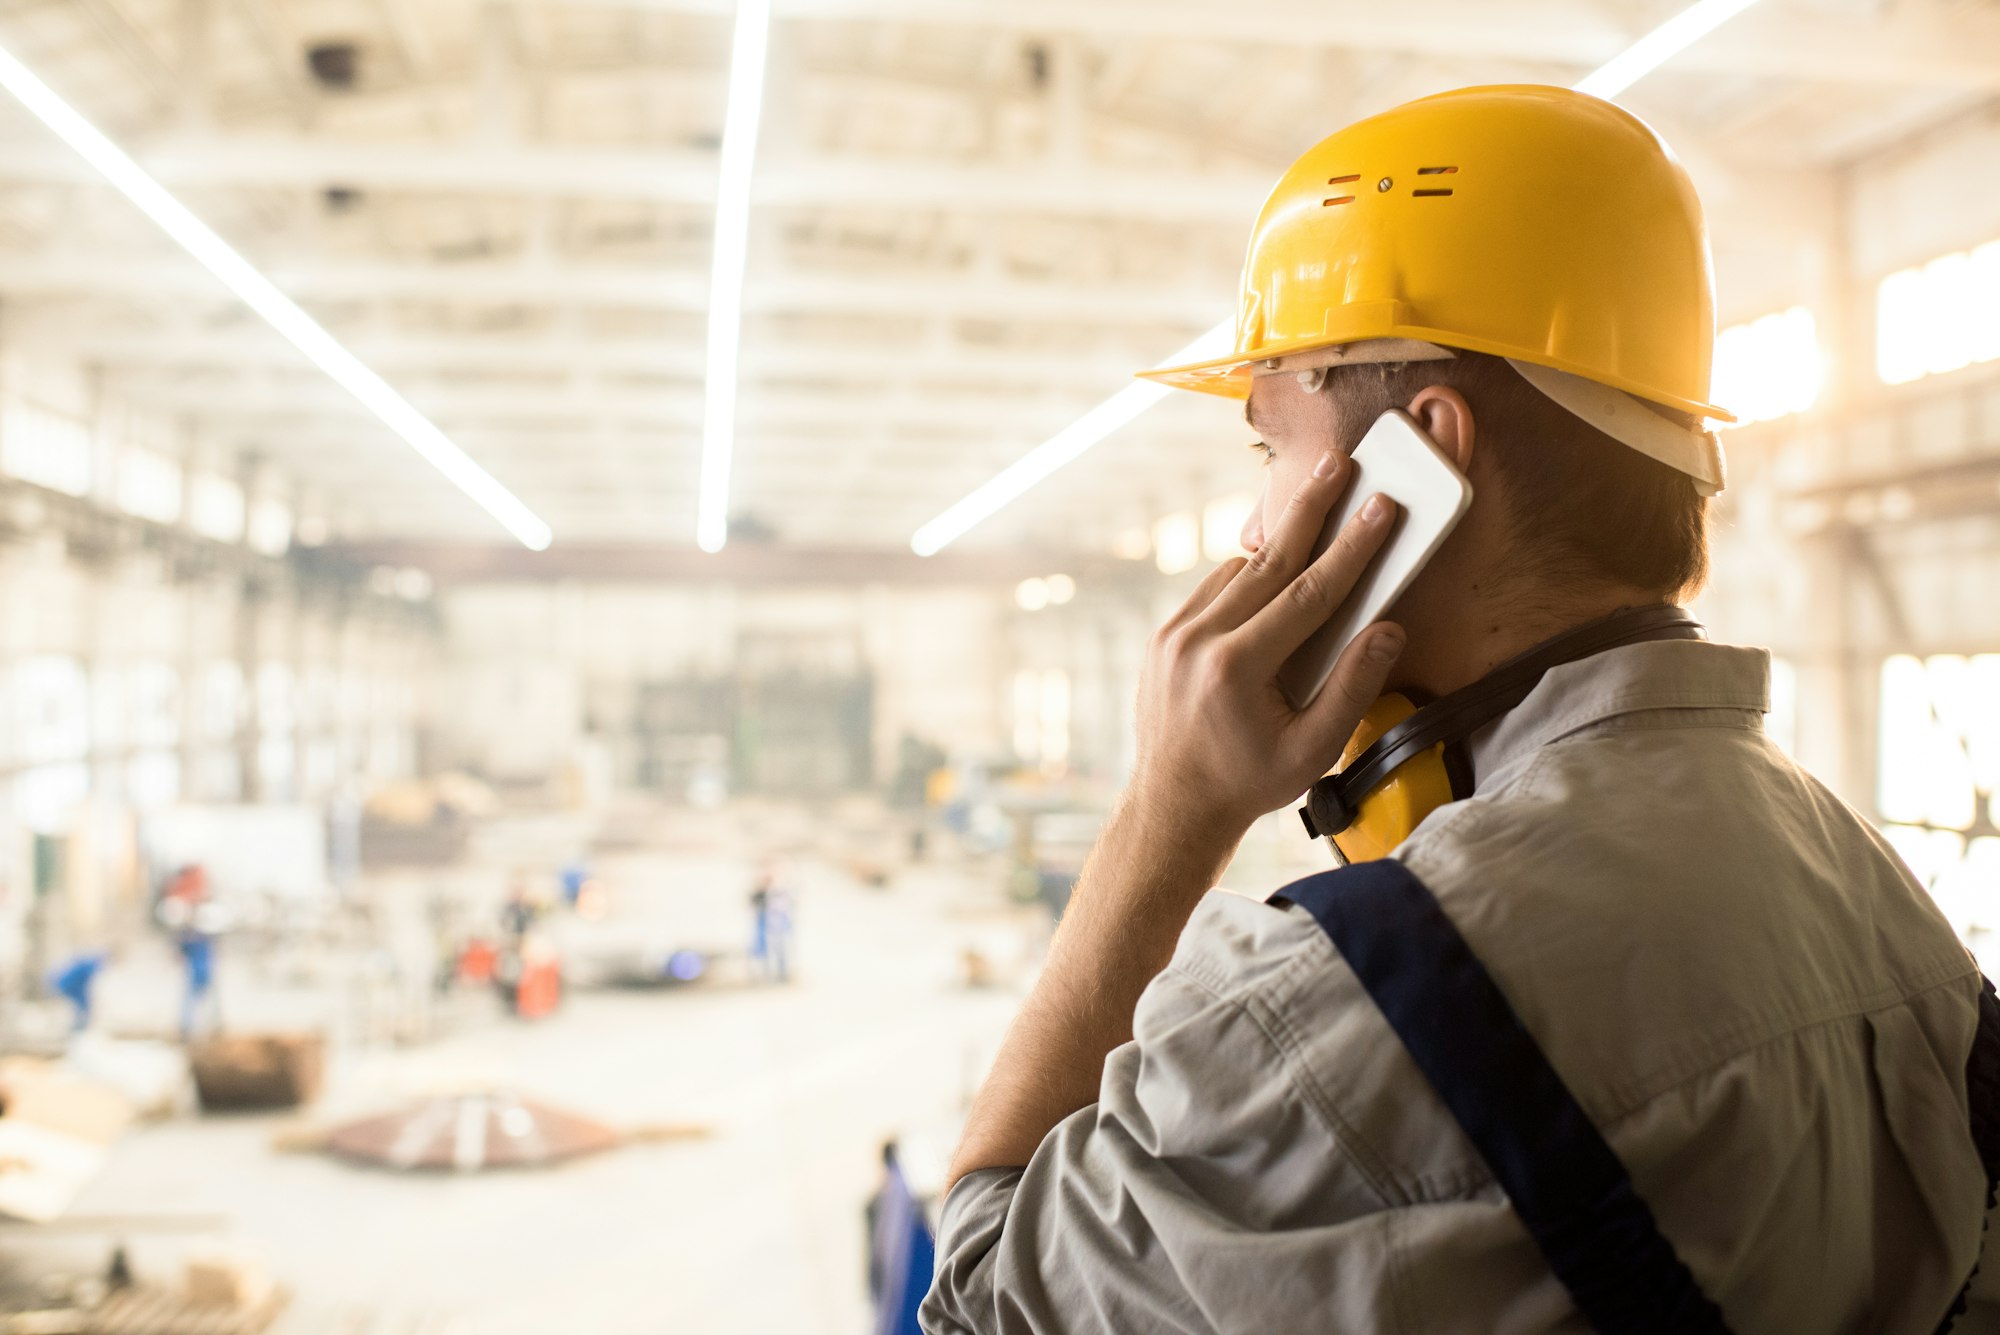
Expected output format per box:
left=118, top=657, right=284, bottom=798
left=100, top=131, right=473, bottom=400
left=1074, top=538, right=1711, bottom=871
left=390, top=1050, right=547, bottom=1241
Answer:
left=1234, top=492, right=1398, bottom=672
left=1160, top=556, right=1247, bottom=636
left=1294, top=622, right=1406, bottom=755
left=1197, top=451, right=1353, bottom=631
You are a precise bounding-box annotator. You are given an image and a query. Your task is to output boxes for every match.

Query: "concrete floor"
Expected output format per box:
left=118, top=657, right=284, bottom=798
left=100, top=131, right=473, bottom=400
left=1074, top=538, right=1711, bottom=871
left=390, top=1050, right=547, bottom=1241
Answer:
left=42, top=808, right=1038, bottom=1334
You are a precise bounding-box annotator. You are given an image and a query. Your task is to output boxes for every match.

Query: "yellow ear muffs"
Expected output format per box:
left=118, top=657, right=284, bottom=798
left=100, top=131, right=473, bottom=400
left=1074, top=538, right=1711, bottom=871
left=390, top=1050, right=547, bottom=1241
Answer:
left=1327, top=694, right=1457, bottom=865
left=1299, top=605, right=1709, bottom=863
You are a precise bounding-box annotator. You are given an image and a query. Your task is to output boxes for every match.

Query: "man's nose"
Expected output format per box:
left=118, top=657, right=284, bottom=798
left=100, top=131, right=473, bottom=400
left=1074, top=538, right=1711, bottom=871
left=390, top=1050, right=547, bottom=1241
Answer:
left=1239, top=494, right=1266, bottom=555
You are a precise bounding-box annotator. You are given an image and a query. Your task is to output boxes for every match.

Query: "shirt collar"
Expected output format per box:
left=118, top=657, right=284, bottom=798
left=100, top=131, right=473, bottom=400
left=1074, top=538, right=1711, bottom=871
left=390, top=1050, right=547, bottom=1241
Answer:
left=1464, top=639, right=1772, bottom=790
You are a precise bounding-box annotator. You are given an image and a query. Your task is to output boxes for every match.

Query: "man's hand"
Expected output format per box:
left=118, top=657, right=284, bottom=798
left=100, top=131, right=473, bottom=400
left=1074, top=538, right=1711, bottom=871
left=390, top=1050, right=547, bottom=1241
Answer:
left=943, top=448, right=1406, bottom=1195
left=1131, top=448, right=1406, bottom=842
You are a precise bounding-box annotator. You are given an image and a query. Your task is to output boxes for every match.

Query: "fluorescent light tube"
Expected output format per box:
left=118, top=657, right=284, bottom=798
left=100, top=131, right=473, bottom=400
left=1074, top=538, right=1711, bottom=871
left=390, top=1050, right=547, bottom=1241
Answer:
left=1572, top=0, right=1765, bottom=100
left=696, top=0, right=774, bottom=554
left=910, top=320, right=1233, bottom=556
left=0, top=37, right=552, bottom=551
left=908, top=0, right=1765, bottom=555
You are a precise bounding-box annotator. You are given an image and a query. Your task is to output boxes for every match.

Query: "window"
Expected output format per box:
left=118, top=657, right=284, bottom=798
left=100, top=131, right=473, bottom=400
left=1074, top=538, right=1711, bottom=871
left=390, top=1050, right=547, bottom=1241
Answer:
left=1038, top=670, right=1071, bottom=773
left=127, top=752, right=181, bottom=808
left=1711, top=307, right=1822, bottom=427
left=14, top=656, right=90, bottom=764
left=1153, top=512, right=1200, bottom=574
left=1, top=402, right=92, bottom=496
left=1202, top=493, right=1256, bottom=563
left=247, top=497, right=292, bottom=556
left=1767, top=656, right=1798, bottom=758
left=130, top=662, right=179, bottom=748
left=116, top=447, right=184, bottom=523
left=188, top=474, right=246, bottom=543
left=1877, top=654, right=2000, bottom=934
left=1876, top=240, right=2000, bottom=386
left=1011, top=668, right=1071, bottom=772
left=202, top=661, right=244, bottom=742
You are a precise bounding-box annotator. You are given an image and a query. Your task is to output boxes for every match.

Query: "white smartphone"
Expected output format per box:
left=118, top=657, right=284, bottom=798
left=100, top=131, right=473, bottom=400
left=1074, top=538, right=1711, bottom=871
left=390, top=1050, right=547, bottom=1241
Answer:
left=1275, top=409, right=1475, bottom=711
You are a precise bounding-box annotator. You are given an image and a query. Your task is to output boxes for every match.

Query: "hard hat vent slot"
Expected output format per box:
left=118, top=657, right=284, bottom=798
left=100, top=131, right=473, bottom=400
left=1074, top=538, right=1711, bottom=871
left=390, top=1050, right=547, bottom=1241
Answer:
left=1412, top=189, right=1453, bottom=198
left=1416, top=166, right=1458, bottom=175
left=1323, top=196, right=1355, bottom=207
left=1328, top=175, right=1360, bottom=184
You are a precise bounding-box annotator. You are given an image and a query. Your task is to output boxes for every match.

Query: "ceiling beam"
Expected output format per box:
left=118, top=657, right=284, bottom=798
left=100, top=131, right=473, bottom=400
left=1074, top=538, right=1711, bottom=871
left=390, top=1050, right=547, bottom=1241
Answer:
left=553, top=0, right=2000, bottom=89
left=43, top=326, right=1162, bottom=388
left=92, top=369, right=1113, bottom=432
left=319, top=538, right=1160, bottom=585
left=0, top=117, right=1797, bottom=222
left=226, top=0, right=316, bottom=119
left=0, top=134, right=1271, bottom=218
left=0, top=252, right=1228, bottom=324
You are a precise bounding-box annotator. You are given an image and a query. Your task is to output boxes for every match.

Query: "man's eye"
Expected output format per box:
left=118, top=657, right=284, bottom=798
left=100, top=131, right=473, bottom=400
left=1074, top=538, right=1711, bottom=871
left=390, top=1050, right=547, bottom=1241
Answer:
left=1248, top=440, right=1275, bottom=464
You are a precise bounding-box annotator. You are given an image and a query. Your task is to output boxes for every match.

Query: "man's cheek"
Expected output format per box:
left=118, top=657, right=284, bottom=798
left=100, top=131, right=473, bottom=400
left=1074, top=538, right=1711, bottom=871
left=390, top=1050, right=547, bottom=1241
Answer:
left=1272, top=464, right=1312, bottom=524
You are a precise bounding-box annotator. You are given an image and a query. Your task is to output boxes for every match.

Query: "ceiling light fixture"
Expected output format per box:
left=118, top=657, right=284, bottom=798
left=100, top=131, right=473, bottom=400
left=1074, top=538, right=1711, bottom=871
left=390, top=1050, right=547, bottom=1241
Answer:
left=910, top=321, right=1233, bottom=557
left=909, top=0, right=1765, bottom=555
left=695, top=0, right=774, bottom=554
left=0, top=39, right=552, bottom=550
left=1570, top=0, right=1765, bottom=99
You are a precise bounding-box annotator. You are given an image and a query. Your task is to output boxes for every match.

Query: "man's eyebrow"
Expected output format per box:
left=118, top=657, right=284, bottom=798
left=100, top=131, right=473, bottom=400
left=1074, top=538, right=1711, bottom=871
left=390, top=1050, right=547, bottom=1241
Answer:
left=1244, top=397, right=1259, bottom=432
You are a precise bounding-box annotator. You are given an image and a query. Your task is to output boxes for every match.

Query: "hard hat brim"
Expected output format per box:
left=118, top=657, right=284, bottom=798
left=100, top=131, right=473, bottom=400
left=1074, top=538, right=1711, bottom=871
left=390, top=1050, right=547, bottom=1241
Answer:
left=1138, top=330, right=1737, bottom=425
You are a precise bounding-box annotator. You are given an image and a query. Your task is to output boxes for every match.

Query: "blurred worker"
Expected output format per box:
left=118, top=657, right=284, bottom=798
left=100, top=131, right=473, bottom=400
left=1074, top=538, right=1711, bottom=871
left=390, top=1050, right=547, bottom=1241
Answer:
left=559, top=859, right=609, bottom=919
left=502, top=932, right=563, bottom=1020
left=865, top=1139, right=899, bottom=1304
left=868, top=1138, right=935, bottom=1335
left=558, top=860, right=590, bottom=907
left=747, top=864, right=795, bottom=984
left=926, top=88, right=2000, bottom=1333
left=499, top=873, right=540, bottom=942
left=157, top=863, right=221, bottom=1041
left=47, top=947, right=110, bottom=1032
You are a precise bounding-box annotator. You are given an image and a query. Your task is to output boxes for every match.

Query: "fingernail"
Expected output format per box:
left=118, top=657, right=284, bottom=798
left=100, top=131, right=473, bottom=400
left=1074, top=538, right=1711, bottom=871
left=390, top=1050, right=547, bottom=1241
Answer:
left=1367, top=628, right=1405, bottom=664
left=1312, top=451, right=1338, bottom=480
left=1361, top=493, right=1389, bottom=522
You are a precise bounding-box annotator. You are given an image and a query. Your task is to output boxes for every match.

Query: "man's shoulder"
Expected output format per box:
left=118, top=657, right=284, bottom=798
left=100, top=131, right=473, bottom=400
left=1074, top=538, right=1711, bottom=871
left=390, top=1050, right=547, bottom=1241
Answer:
left=1167, top=885, right=1333, bottom=1004
left=1393, top=727, right=1972, bottom=1117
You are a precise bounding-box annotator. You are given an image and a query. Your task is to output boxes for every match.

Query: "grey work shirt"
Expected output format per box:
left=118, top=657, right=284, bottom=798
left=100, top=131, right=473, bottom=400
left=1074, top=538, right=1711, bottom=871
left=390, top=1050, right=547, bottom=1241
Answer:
left=923, top=639, right=1989, bottom=1334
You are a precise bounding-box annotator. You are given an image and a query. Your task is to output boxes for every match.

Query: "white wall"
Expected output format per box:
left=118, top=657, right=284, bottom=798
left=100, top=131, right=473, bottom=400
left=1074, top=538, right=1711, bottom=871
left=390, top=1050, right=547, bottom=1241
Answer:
left=434, top=581, right=1051, bottom=784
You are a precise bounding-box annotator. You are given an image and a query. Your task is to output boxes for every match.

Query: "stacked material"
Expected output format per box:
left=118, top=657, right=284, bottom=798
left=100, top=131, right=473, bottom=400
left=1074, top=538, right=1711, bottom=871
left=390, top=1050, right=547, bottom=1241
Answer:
left=0, top=1057, right=132, bottom=1222
left=187, top=1036, right=323, bottom=1112
left=325, top=1092, right=620, bottom=1172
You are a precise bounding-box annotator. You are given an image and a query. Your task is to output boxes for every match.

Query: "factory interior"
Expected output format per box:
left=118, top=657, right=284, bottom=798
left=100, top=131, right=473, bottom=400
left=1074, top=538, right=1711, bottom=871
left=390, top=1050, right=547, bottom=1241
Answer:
left=0, top=0, right=1997, bottom=1332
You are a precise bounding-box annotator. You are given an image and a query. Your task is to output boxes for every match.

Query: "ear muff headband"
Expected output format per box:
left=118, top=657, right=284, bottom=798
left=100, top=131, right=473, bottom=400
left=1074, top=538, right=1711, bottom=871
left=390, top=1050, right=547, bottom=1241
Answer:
left=1301, top=604, right=1705, bottom=841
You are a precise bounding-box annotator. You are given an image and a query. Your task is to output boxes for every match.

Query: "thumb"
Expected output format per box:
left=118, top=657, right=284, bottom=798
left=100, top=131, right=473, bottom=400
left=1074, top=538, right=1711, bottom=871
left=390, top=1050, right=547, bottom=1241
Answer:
left=1299, top=623, right=1405, bottom=752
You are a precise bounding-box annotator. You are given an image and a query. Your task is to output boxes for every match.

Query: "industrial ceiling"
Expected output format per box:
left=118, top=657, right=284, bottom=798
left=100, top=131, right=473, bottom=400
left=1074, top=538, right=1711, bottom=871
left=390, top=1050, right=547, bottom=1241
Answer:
left=0, top=0, right=1993, bottom=554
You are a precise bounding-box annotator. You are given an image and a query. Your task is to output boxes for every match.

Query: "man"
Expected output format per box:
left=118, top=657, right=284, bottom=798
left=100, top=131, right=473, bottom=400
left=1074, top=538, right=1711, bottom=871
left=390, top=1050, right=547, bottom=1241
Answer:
left=158, top=862, right=220, bottom=1040
left=48, top=946, right=110, bottom=1033
left=749, top=862, right=796, bottom=984
left=923, top=86, right=1999, bottom=1332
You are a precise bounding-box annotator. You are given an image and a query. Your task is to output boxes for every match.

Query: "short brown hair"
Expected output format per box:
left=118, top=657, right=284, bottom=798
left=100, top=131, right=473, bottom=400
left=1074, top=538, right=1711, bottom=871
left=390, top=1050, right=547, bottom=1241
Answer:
left=1320, top=352, right=1711, bottom=598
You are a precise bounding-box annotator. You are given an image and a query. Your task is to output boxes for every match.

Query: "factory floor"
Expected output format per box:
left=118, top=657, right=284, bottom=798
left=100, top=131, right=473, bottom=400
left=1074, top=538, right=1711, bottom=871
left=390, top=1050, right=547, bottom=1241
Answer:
left=37, top=806, right=1039, bottom=1334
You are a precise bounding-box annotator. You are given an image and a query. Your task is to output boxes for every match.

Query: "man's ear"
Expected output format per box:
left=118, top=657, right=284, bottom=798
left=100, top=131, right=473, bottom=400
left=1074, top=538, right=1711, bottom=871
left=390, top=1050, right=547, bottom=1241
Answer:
left=1406, top=386, right=1475, bottom=473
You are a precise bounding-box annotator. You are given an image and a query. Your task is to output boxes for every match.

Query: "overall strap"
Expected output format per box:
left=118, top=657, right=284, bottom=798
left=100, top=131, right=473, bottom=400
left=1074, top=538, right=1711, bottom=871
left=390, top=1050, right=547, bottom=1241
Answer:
left=1279, top=861, right=1732, bottom=1335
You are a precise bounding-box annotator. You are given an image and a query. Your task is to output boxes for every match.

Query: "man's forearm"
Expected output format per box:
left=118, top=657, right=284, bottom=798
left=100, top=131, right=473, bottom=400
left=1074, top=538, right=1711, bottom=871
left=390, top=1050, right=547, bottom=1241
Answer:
left=944, top=792, right=1242, bottom=1191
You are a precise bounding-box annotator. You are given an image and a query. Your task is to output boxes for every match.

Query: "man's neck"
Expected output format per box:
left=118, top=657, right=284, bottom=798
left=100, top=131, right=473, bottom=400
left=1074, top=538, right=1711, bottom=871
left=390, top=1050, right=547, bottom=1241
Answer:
left=1393, top=582, right=1669, bottom=700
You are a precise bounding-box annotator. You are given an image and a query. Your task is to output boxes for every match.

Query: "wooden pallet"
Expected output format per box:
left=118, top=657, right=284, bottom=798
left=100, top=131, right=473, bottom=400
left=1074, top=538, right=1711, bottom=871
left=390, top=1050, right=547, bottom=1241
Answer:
left=82, top=1286, right=286, bottom=1335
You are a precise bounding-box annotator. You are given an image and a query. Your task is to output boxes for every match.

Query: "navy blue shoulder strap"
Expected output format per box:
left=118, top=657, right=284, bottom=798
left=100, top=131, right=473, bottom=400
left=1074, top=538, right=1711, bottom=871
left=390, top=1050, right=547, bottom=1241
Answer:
left=1279, top=860, right=1732, bottom=1335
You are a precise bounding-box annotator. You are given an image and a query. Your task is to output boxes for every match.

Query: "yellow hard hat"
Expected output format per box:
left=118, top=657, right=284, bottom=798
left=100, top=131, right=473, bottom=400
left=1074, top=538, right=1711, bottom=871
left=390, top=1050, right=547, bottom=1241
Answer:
left=1140, top=84, right=1734, bottom=424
